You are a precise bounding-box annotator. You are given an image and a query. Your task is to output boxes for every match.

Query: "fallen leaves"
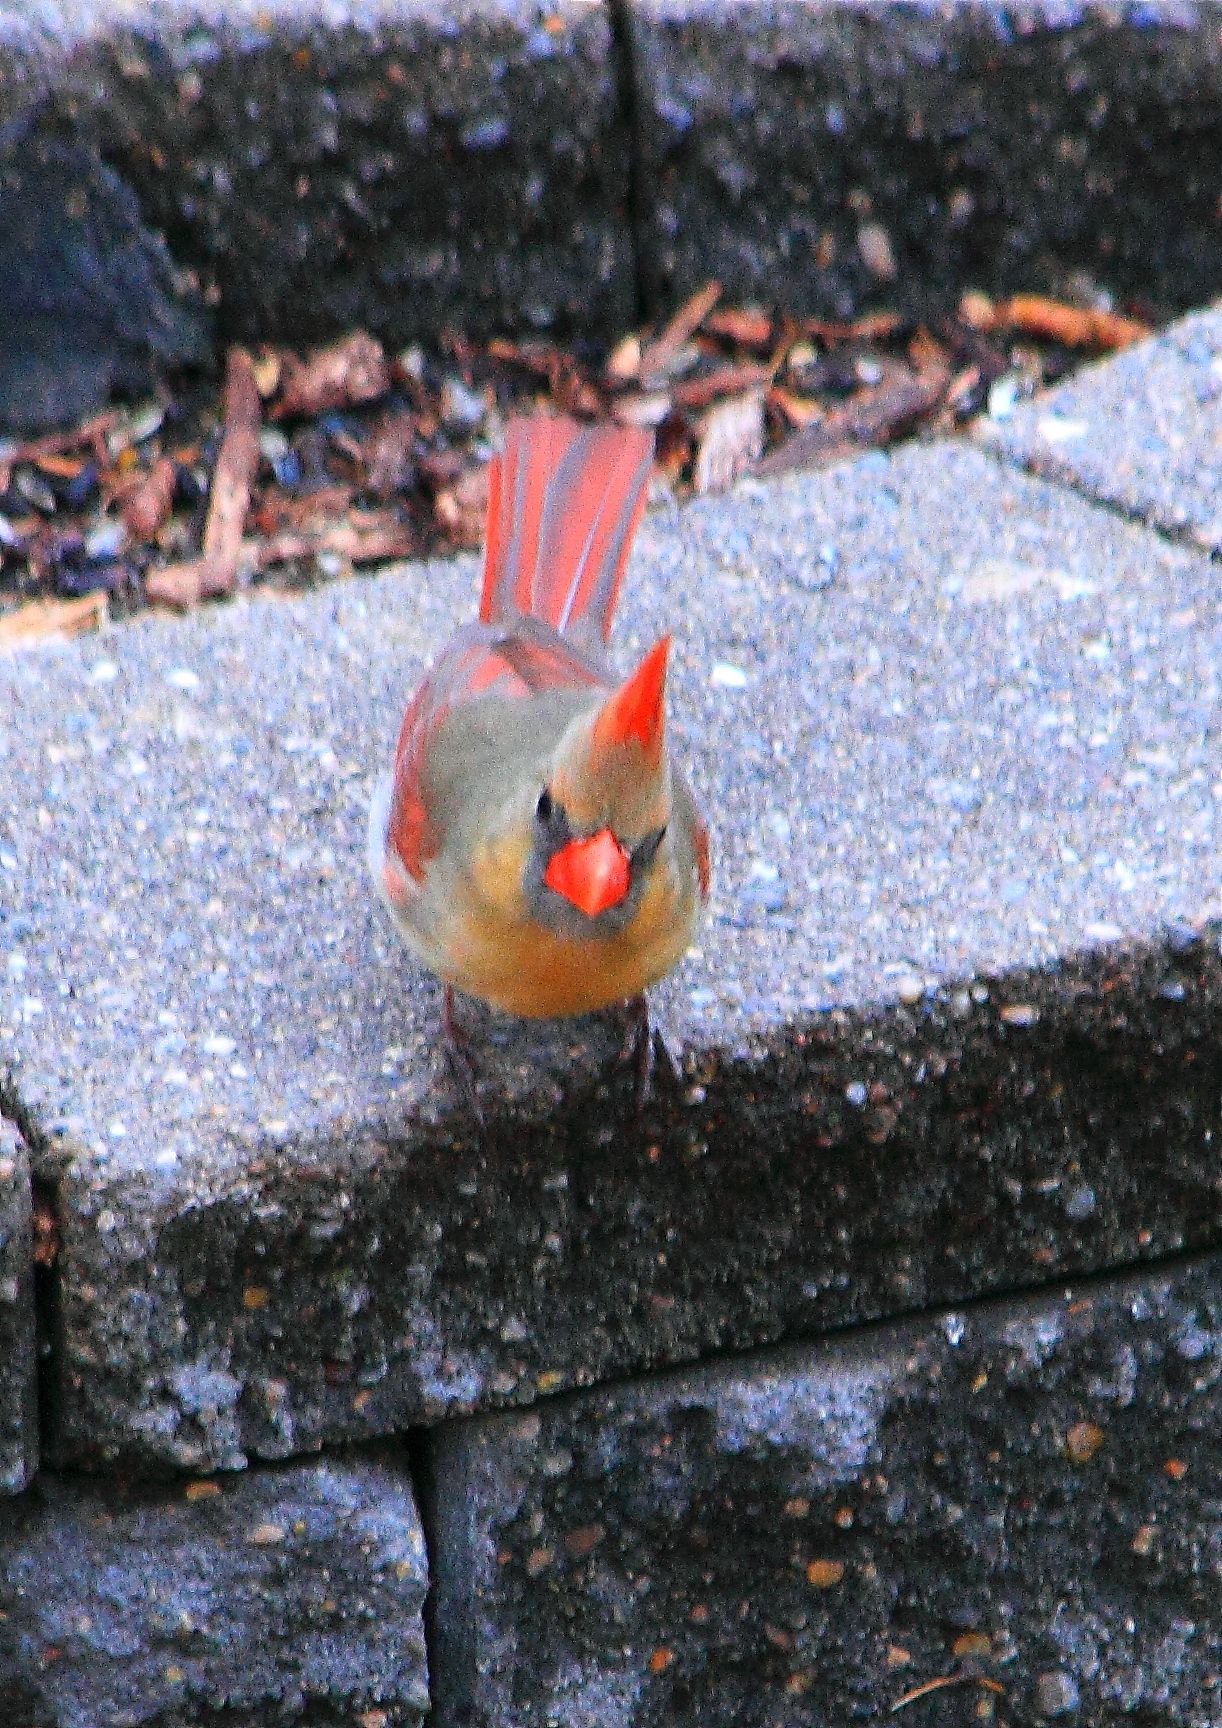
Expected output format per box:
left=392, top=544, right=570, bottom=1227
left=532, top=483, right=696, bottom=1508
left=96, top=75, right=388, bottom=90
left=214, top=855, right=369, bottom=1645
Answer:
left=0, top=280, right=1158, bottom=619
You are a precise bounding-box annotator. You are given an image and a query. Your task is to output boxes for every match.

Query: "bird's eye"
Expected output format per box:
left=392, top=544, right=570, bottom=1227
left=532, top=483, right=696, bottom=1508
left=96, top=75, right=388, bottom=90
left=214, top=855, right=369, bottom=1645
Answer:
left=536, top=788, right=554, bottom=824
left=633, top=825, right=667, bottom=868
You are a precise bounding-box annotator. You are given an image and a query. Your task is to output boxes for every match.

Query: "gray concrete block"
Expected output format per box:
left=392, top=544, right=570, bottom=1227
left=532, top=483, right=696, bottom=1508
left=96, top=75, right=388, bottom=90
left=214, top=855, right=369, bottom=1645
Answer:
left=0, top=1452, right=429, bottom=1726
left=426, top=1256, right=1222, bottom=1727
left=0, top=0, right=634, bottom=352
left=627, top=0, right=1222, bottom=321
left=1, top=440, right=1220, bottom=1471
left=0, top=125, right=209, bottom=434
left=0, top=1120, right=36, bottom=1493
left=982, top=302, right=1222, bottom=551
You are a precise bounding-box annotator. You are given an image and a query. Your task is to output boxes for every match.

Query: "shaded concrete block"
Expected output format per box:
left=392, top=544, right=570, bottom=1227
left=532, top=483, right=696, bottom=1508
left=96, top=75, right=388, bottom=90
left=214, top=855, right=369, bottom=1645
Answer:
left=0, top=1452, right=429, bottom=1726
left=1, top=0, right=635, bottom=353
left=0, top=1120, right=36, bottom=1492
left=0, top=125, right=209, bottom=435
left=982, top=302, right=1222, bottom=552
left=1, top=440, right=1220, bottom=1472
left=427, top=1256, right=1222, bottom=1726
left=627, top=0, right=1222, bottom=321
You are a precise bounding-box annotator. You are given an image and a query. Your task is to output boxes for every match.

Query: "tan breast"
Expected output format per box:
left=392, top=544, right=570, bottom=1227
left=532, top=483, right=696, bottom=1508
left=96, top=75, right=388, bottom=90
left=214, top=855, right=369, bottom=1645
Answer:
left=440, top=831, right=698, bottom=1017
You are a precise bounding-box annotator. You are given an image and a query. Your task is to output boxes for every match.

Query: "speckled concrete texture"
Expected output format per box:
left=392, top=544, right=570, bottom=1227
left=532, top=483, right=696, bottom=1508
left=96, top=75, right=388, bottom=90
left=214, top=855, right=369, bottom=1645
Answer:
left=426, top=1255, right=1221, bottom=1727
left=0, top=1120, right=36, bottom=1493
left=627, top=0, right=1222, bottom=321
left=0, top=0, right=634, bottom=351
left=1, top=441, right=1221, bottom=1472
left=0, top=1450, right=429, bottom=1726
left=983, top=302, right=1222, bottom=551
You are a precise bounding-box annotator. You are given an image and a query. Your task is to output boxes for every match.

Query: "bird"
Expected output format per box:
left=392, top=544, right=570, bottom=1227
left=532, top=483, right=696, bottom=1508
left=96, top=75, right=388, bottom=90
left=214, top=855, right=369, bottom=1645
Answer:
left=368, top=411, right=710, bottom=1110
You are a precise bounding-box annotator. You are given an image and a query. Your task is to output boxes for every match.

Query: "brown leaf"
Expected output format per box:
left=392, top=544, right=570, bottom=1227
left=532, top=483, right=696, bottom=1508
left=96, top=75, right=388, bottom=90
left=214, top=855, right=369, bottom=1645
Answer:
left=965, top=292, right=1150, bottom=350
left=272, top=330, right=390, bottom=419
left=0, top=590, right=108, bottom=652
left=802, top=311, right=903, bottom=344
left=146, top=347, right=261, bottom=606
left=118, top=456, right=177, bottom=539
left=639, top=280, right=721, bottom=381
left=694, top=391, right=765, bottom=494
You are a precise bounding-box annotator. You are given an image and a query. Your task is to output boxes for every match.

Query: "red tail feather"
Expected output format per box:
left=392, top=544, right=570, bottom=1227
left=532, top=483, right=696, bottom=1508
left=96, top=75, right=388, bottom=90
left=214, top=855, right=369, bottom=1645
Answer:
left=479, top=415, right=653, bottom=645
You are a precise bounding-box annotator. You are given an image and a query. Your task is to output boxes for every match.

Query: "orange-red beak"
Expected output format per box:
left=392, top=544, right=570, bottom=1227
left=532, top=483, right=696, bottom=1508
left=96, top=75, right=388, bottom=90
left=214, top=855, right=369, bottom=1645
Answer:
left=544, top=827, right=630, bottom=918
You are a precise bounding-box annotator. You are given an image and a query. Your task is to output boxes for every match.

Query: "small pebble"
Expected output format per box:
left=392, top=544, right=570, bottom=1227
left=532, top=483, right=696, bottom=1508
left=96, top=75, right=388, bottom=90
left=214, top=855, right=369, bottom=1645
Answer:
left=165, top=668, right=200, bottom=692
left=1037, top=414, right=1089, bottom=445
left=1036, top=1671, right=1080, bottom=1717
left=710, top=662, right=749, bottom=689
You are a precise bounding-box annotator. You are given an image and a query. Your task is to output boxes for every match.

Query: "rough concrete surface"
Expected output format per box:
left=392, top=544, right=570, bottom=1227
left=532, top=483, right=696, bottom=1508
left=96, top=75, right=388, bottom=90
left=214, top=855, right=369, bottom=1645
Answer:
left=0, top=1451, right=429, bottom=1726
left=1, top=440, right=1221, bottom=1472
left=0, top=0, right=635, bottom=353
left=628, top=0, right=1222, bottom=321
left=984, top=302, right=1222, bottom=552
left=426, top=1255, right=1222, bottom=1728
left=0, top=1119, right=36, bottom=1494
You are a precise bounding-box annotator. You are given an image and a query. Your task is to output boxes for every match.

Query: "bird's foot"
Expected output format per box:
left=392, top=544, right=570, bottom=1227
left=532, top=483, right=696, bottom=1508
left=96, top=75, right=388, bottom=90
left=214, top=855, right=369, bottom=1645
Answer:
left=617, top=995, right=682, bottom=1115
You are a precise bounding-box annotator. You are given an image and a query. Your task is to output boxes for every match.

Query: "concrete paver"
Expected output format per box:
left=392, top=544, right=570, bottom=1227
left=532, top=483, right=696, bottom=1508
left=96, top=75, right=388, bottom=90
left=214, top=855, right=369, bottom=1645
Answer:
left=427, top=1255, right=1221, bottom=1727
left=0, top=1451, right=429, bottom=1725
left=1, top=0, right=634, bottom=356
left=1, top=440, right=1220, bottom=1471
left=628, top=0, right=1222, bottom=320
left=984, top=302, right=1222, bottom=551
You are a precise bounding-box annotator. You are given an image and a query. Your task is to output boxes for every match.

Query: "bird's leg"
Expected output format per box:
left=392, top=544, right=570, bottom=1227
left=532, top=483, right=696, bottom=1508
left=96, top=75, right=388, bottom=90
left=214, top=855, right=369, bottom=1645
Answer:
left=619, top=993, right=655, bottom=1112
left=441, top=985, right=484, bottom=1127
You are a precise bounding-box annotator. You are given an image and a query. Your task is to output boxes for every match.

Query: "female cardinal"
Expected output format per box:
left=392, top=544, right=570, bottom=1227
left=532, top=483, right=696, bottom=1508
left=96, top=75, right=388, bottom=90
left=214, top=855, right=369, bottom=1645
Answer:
left=368, top=412, right=710, bottom=1103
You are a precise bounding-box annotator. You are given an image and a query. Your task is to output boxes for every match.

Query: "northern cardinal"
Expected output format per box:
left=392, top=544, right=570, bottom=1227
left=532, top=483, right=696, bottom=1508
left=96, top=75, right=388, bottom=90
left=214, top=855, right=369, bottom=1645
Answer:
left=368, top=413, right=710, bottom=1105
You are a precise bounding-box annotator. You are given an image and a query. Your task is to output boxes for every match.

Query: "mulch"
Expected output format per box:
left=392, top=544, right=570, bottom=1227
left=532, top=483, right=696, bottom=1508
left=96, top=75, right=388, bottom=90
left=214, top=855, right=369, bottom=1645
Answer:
left=0, top=285, right=1151, bottom=649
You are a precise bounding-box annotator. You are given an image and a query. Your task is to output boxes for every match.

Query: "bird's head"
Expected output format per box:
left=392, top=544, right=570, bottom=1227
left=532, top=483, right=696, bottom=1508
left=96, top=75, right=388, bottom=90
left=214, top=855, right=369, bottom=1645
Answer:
left=524, top=636, right=672, bottom=935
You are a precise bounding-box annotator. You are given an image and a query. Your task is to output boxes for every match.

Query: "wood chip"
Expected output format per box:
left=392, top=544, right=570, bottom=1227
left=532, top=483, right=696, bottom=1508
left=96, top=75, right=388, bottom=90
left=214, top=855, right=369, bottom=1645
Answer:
left=670, top=361, right=773, bottom=412
left=248, top=515, right=417, bottom=570
left=693, top=390, right=765, bottom=494
left=0, top=590, right=108, bottom=652
left=639, top=280, right=721, bottom=381
left=145, top=347, right=261, bottom=606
